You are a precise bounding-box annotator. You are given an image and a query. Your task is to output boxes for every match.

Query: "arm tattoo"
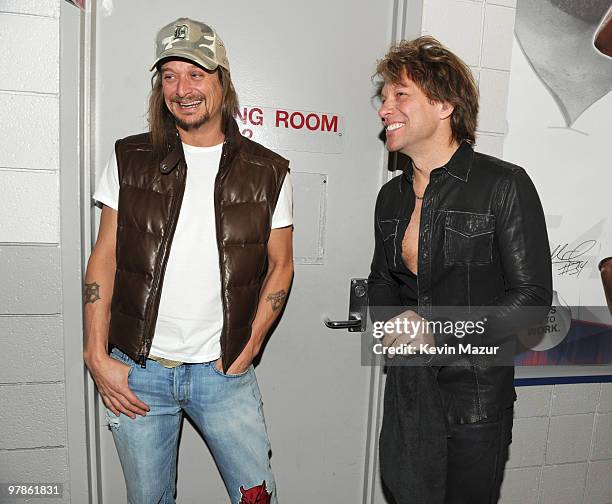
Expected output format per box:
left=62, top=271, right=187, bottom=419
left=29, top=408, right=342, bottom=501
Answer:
left=83, top=282, right=101, bottom=305
left=266, top=289, right=287, bottom=312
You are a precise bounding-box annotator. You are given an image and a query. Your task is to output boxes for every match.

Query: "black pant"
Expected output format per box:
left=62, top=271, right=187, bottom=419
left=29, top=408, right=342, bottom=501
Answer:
left=444, top=408, right=513, bottom=504
left=379, top=367, right=513, bottom=504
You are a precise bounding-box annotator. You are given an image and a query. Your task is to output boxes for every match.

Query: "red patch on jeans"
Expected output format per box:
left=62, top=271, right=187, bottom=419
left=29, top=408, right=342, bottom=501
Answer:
left=238, top=481, right=272, bottom=504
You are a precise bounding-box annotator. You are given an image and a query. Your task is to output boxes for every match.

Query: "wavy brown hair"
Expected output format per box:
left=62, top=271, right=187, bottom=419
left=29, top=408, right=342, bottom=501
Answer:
left=376, top=36, right=479, bottom=144
left=148, top=64, right=239, bottom=160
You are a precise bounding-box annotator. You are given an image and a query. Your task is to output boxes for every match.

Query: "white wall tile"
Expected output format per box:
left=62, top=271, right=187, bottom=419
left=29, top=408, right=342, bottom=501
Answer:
left=0, top=383, right=66, bottom=449
left=481, top=4, right=516, bottom=70
left=0, top=0, right=60, bottom=17
left=475, top=133, right=504, bottom=158
left=507, top=416, right=548, bottom=467
left=0, top=171, right=59, bottom=243
left=546, top=414, right=594, bottom=464
left=591, top=413, right=612, bottom=461
left=499, top=466, right=540, bottom=504
left=0, top=93, right=59, bottom=170
left=0, top=14, right=59, bottom=93
left=598, top=383, right=612, bottom=412
left=514, top=385, right=553, bottom=418
left=584, top=460, right=612, bottom=504
left=478, top=68, right=510, bottom=133
left=0, top=316, right=63, bottom=383
left=422, top=0, right=483, bottom=66
left=551, top=383, right=601, bottom=416
left=540, top=463, right=587, bottom=504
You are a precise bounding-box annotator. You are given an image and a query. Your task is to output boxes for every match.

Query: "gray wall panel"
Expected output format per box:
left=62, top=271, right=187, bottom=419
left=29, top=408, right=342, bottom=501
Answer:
left=0, top=383, right=66, bottom=449
left=0, top=447, right=68, bottom=482
left=0, top=448, right=68, bottom=504
left=0, top=316, right=63, bottom=383
left=0, top=246, right=61, bottom=314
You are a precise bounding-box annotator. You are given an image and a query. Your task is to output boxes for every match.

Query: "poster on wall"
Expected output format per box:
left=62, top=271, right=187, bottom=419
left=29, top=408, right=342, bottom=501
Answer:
left=505, top=0, right=612, bottom=383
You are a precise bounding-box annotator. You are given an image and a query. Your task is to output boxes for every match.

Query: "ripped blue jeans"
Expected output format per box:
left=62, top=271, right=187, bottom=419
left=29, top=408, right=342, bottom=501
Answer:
left=106, top=347, right=277, bottom=504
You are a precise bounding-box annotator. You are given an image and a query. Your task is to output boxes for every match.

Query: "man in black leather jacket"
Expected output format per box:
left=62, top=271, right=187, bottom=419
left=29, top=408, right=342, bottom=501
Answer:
left=368, top=37, right=552, bottom=504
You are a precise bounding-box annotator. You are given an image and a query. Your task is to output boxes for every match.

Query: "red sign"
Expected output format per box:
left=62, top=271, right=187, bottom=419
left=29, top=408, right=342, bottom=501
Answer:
left=235, top=105, right=344, bottom=154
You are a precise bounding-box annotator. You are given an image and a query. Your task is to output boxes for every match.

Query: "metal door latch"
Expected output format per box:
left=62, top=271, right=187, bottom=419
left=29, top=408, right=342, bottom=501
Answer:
left=323, top=278, right=368, bottom=332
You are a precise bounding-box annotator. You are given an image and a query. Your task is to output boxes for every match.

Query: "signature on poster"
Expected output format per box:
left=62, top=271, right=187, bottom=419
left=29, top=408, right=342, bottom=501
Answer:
left=550, top=240, right=597, bottom=276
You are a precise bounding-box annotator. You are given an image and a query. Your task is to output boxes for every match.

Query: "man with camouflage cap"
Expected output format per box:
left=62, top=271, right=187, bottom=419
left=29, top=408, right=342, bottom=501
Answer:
left=83, top=18, right=292, bottom=503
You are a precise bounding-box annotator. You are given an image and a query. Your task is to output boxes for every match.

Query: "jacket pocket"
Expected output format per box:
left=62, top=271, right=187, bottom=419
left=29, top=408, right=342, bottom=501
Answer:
left=444, top=211, right=495, bottom=265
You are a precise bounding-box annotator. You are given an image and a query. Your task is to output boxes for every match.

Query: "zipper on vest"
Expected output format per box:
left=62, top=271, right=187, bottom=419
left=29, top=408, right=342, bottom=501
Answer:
left=140, top=152, right=188, bottom=364
left=138, top=338, right=150, bottom=368
left=214, top=141, right=229, bottom=370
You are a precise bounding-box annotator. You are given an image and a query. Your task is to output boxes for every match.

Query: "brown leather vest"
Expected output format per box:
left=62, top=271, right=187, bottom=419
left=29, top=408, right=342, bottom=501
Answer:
left=108, top=119, right=288, bottom=372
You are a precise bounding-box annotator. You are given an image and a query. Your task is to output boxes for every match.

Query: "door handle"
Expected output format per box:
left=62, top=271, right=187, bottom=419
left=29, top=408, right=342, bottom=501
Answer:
left=323, top=278, right=368, bottom=332
left=323, top=316, right=363, bottom=330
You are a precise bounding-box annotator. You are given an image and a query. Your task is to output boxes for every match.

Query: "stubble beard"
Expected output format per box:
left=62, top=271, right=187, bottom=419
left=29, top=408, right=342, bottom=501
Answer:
left=169, top=94, right=211, bottom=131
left=174, top=111, right=211, bottom=131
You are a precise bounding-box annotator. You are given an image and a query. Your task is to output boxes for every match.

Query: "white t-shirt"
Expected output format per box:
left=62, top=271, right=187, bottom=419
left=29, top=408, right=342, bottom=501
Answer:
left=94, top=142, right=293, bottom=362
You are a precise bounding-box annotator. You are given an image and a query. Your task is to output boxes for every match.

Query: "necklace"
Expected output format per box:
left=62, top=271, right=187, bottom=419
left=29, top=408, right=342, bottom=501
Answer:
left=412, top=160, right=425, bottom=200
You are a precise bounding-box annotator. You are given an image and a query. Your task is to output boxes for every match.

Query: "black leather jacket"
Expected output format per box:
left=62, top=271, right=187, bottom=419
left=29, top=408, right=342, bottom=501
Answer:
left=368, top=141, right=553, bottom=423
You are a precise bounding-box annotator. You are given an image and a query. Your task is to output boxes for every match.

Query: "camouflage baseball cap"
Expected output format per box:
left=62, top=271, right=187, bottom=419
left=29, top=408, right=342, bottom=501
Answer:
left=150, top=18, right=230, bottom=72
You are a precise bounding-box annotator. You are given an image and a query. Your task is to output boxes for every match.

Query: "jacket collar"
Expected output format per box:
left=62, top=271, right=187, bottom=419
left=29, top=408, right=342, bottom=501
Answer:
left=159, top=117, right=242, bottom=175
left=402, top=140, right=474, bottom=183
left=221, top=117, right=242, bottom=164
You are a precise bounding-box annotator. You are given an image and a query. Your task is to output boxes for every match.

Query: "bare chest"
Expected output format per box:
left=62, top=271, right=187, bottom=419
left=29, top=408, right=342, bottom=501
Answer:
left=401, top=200, right=422, bottom=275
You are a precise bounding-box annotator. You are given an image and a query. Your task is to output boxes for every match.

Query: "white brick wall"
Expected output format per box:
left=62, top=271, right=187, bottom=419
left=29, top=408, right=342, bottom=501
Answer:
left=547, top=414, right=594, bottom=464
left=0, top=447, right=68, bottom=484
left=500, top=466, right=541, bottom=504
left=0, top=93, right=60, bottom=170
left=422, top=0, right=483, bottom=66
left=584, top=459, right=612, bottom=504
left=0, top=1, right=68, bottom=501
left=0, top=13, right=59, bottom=93
left=0, top=171, right=60, bottom=242
left=500, top=383, right=612, bottom=504
left=0, top=383, right=66, bottom=449
left=417, top=1, right=612, bottom=502
left=421, top=0, right=517, bottom=156
left=481, top=3, right=515, bottom=70
left=540, top=463, right=588, bottom=504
